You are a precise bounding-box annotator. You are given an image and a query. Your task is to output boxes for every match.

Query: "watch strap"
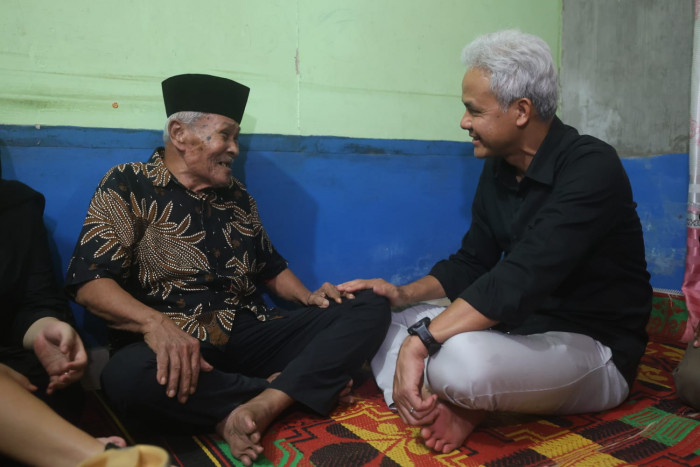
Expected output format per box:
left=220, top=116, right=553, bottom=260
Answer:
left=407, top=317, right=441, bottom=356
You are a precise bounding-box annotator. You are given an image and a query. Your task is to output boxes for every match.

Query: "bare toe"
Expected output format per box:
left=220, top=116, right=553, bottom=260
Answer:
left=217, top=407, right=261, bottom=461
left=443, top=442, right=457, bottom=453
left=97, top=436, right=127, bottom=448
left=338, top=379, right=355, bottom=405
left=243, top=448, right=259, bottom=462
left=420, top=401, right=485, bottom=453
left=267, top=372, right=281, bottom=383
left=434, top=439, right=445, bottom=452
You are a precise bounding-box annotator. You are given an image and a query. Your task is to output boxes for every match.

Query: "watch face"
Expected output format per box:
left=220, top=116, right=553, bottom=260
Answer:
left=409, top=317, right=429, bottom=333
left=407, top=318, right=440, bottom=355
left=408, top=318, right=427, bottom=335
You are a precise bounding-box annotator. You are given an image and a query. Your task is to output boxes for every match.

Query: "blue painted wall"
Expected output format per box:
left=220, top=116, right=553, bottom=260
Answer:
left=0, top=125, right=687, bottom=345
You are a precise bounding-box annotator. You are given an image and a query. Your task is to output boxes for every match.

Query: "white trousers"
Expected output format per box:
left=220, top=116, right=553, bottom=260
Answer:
left=370, top=303, right=629, bottom=415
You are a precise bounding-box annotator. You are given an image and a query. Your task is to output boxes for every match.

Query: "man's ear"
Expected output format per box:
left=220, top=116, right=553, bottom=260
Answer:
left=168, top=120, right=188, bottom=150
left=514, top=98, right=533, bottom=127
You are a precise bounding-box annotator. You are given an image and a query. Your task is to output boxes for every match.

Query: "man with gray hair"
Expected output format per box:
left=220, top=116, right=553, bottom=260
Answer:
left=339, top=30, right=651, bottom=453
left=65, top=73, right=390, bottom=466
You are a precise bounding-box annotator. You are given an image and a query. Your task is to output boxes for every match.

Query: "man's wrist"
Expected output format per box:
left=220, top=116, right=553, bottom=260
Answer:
left=140, top=312, right=166, bottom=335
left=403, top=335, right=430, bottom=358
left=304, top=291, right=313, bottom=306
left=23, top=317, right=61, bottom=349
left=396, top=285, right=414, bottom=306
left=407, top=317, right=441, bottom=356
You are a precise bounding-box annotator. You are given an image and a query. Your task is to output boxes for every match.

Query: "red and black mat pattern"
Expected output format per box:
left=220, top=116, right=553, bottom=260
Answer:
left=78, top=291, right=700, bottom=466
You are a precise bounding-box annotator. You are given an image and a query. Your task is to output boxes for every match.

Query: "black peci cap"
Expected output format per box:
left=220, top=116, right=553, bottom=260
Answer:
left=161, top=74, right=250, bottom=123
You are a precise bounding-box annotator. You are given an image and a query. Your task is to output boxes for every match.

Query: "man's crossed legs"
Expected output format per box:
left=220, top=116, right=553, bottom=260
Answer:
left=371, top=304, right=629, bottom=453
left=101, top=290, right=390, bottom=465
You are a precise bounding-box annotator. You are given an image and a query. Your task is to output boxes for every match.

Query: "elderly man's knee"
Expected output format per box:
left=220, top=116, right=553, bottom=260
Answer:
left=101, top=343, right=159, bottom=411
left=353, top=289, right=390, bottom=310
left=350, top=289, right=391, bottom=324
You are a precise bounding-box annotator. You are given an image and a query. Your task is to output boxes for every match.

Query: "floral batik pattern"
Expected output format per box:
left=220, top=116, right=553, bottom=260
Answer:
left=66, top=148, right=288, bottom=348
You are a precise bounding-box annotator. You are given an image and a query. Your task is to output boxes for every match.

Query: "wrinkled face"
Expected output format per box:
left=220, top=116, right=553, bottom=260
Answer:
left=180, top=114, right=240, bottom=191
left=460, top=68, right=519, bottom=159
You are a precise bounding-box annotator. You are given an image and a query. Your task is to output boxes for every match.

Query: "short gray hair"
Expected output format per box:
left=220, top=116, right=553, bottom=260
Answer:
left=162, top=111, right=206, bottom=143
left=461, top=29, right=558, bottom=120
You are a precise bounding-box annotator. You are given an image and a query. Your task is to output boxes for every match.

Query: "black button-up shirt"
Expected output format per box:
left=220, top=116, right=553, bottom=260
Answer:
left=430, top=117, right=652, bottom=387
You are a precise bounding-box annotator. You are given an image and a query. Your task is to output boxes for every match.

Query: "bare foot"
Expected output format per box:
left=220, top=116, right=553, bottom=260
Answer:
left=338, top=379, right=354, bottom=406
left=216, top=406, right=263, bottom=466
left=216, top=389, right=293, bottom=466
left=419, top=401, right=486, bottom=453
left=267, top=372, right=281, bottom=383
left=97, top=436, right=127, bottom=448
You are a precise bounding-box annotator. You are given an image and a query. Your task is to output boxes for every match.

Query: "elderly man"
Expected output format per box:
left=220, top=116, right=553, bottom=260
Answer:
left=339, top=30, right=652, bottom=453
left=65, top=74, right=390, bottom=465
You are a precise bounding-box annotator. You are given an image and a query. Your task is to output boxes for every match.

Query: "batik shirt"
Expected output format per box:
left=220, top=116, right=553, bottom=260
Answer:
left=65, top=148, right=288, bottom=349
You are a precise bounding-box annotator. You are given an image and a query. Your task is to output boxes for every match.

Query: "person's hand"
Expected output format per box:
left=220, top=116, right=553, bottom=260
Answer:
left=337, top=278, right=407, bottom=307
left=306, top=282, right=354, bottom=308
left=393, top=336, right=438, bottom=426
left=142, top=314, right=213, bottom=403
left=0, top=363, right=37, bottom=393
left=32, top=320, right=88, bottom=394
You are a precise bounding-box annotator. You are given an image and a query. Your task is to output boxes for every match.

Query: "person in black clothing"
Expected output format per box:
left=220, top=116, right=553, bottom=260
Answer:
left=0, top=175, right=130, bottom=465
left=339, top=29, right=652, bottom=453
left=0, top=176, right=88, bottom=395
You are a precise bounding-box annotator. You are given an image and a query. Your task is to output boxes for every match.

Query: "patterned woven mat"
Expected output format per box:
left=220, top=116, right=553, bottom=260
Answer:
left=78, top=291, right=700, bottom=466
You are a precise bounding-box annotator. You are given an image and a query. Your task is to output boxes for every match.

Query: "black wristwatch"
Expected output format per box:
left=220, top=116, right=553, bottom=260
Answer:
left=407, top=317, right=441, bottom=356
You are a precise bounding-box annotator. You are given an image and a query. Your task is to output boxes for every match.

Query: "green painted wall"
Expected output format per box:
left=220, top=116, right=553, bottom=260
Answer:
left=0, top=0, right=561, bottom=141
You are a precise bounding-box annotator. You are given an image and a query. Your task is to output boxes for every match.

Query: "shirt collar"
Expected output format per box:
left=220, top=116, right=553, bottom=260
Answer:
left=492, top=116, right=566, bottom=188
left=147, top=147, right=236, bottom=195
left=523, top=116, right=570, bottom=186
left=147, top=148, right=173, bottom=188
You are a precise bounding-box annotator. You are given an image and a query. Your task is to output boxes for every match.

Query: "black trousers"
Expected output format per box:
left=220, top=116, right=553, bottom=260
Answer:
left=101, top=289, right=390, bottom=431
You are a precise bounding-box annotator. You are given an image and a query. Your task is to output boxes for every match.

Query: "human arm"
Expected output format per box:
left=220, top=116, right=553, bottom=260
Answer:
left=242, top=184, right=349, bottom=309
left=265, top=268, right=350, bottom=308
left=74, top=278, right=213, bottom=403
left=392, top=297, right=498, bottom=423
left=22, top=317, right=87, bottom=394
left=337, top=275, right=446, bottom=308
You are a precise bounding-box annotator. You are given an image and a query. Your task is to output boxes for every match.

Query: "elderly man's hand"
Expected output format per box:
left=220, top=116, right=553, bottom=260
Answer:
left=142, top=314, right=213, bottom=403
left=32, top=319, right=88, bottom=394
left=306, top=282, right=354, bottom=308
left=393, top=335, right=438, bottom=426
